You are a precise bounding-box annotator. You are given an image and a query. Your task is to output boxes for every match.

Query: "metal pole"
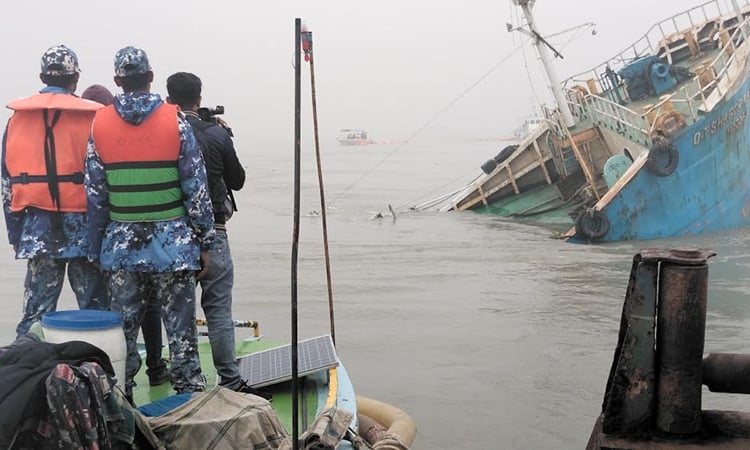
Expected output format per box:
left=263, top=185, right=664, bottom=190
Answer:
left=731, top=0, right=745, bottom=22
left=292, top=17, right=301, bottom=450
left=731, top=0, right=748, bottom=38
left=304, top=31, right=337, bottom=346
left=517, top=0, right=577, bottom=127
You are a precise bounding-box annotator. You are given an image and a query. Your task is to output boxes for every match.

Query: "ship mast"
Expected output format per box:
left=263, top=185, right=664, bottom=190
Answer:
left=513, top=0, right=576, bottom=128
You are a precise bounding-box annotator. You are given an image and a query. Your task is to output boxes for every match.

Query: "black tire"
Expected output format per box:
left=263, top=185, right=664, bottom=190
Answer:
left=646, top=138, right=679, bottom=177
left=494, top=145, right=518, bottom=164
left=481, top=159, right=497, bottom=175
left=575, top=209, right=611, bottom=240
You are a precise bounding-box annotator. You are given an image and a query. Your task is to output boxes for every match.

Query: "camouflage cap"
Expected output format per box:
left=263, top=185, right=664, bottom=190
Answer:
left=114, top=46, right=152, bottom=77
left=40, top=45, right=81, bottom=76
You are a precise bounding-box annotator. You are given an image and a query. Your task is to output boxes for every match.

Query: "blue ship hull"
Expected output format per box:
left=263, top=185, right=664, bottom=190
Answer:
left=585, top=58, right=750, bottom=243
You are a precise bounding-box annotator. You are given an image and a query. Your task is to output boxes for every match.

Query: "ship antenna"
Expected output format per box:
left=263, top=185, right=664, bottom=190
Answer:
left=510, top=0, right=576, bottom=127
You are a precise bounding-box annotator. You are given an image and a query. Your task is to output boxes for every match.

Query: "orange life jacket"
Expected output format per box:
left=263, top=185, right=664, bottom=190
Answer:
left=5, top=93, right=102, bottom=212
left=92, top=103, right=180, bottom=163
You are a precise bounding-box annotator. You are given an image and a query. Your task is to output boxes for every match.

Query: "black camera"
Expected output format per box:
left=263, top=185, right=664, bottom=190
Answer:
left=197, top=105, right=233, bottom=136
left=197, top=105, right=225, bottom=121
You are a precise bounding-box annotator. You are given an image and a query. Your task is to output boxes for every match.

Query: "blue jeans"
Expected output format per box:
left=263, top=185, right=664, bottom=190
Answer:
left=141, top=230, right=241, bottom=388
left=16, top=256, right=109, bottom=337
left=199, top=229, right=241, bottom=388
left=109, top=270, right=204, bottom=395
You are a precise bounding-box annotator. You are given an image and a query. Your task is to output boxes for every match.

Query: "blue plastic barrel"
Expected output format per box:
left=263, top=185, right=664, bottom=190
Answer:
left=42, top=310, right=123, bottom=330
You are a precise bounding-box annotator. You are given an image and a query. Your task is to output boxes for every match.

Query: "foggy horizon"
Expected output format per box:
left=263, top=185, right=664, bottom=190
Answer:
left=1, top=1, right=712, bottom=153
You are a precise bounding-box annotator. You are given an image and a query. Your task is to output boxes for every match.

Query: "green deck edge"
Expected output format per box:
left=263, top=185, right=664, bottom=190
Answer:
left=475, top=184, right=575, bottom=228
left=132, top=338, right=320, bottom=434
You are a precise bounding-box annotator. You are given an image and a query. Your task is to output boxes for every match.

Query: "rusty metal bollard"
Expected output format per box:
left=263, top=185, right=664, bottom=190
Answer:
left=601, top=253, right=658, bottom=436
left=652, top=248, right=712, bottom=434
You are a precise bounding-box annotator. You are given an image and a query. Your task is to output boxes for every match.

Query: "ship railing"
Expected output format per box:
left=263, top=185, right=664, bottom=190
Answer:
left=561, top=0, right=748, bottom=97
left=558, top=12, right=750, bottom=148
left=437, top=121, right=554, bottom=212
left=546, top=84, right=650, bottom=145
left=682, top=16, right=749, bottom=114
left=582, top=95, right=652, bottom=146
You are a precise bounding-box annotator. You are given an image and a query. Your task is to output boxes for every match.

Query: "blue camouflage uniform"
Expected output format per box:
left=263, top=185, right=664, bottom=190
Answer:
left=85, top=46, right=215, bottom=397
left=2, top=45, right=108, bottom=337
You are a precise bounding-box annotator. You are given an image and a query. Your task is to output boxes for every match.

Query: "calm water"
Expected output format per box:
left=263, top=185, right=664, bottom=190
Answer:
left=2, top=140, right=750, bottom=449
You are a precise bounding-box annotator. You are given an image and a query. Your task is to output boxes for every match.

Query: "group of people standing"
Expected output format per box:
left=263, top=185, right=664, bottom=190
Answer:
left=1, top=44, right=261, bottom=403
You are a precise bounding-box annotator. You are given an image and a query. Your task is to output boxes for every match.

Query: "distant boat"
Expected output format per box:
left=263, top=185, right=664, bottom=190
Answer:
left=337, top=129, right=373, bottom=146
left=429, top=0, right=750, bottom=243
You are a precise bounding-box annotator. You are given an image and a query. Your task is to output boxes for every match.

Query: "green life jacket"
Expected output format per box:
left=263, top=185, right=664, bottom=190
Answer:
left=92, top=103, right=186, bottom=222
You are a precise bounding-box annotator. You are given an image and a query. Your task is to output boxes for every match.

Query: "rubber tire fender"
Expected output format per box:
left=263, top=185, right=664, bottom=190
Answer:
left=481, top=159, right=497, bottom=175
left=494, top=145, right=518, bottom=164
left=646, top=137, right=679, bottom=177
left=575, top=209, right=611, bottom=240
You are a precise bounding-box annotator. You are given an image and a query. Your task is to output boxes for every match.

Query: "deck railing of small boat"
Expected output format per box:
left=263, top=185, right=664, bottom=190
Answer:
left=196, top=318, right=261, bottom=338
left=562, top=0, right=750, bottom=94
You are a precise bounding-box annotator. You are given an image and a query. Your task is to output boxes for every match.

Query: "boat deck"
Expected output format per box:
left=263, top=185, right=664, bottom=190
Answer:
left=589, top=46, right=723, bottom=141
left=475, top=184, right=575, bottom=227
left=564, top=2, right=750, bottom=150
left=133, top=339, right=327, bottom=434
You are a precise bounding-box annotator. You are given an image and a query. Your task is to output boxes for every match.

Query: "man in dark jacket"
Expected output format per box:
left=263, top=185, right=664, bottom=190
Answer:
left=140, top=71, right=259, bottom=395
left=166, top=72, right=245, bottom=225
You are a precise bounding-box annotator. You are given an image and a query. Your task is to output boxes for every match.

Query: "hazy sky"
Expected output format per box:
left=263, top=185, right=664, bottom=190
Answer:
left=0, top=0, right=721, bottom=150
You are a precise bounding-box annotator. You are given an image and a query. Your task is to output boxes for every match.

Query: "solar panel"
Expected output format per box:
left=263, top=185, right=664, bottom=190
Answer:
left=236, top=335, right=339, bottom=388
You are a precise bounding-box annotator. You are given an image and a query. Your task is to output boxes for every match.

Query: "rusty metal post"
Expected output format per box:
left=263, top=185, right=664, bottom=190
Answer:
left=704, top=353, right=750, bottom=394
left=655, top=252, right=710, bottom=434
left=602, top=253, right=658, bottom=435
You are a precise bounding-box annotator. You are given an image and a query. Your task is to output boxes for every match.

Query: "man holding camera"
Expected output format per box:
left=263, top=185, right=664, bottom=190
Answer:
left=150, top=71, right=259, bottom=396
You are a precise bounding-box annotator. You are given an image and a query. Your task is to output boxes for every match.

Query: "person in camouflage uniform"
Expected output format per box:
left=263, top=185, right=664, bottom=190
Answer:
left=1, top=45, right=109, bottom=337
left=84, top=46, right=214, bottom=400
